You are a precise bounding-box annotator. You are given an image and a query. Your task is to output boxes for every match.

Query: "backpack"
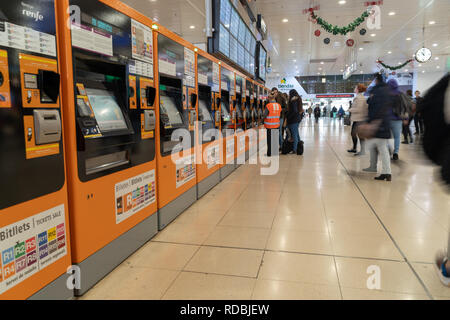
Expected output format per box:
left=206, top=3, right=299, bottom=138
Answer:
left=395, top=93, right=413, bottom=119
left=297, top=141, right=304, bottom=156
left=421, top=73, right=450, bottom=186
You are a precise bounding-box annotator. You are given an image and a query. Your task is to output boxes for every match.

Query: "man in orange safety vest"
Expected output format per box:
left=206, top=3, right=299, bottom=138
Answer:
left=263, top=93, right=282, bottom=156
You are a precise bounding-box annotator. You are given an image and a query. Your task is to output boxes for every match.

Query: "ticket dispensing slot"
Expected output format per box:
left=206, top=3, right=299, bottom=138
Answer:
left=144, top=110, right=156, bottom=131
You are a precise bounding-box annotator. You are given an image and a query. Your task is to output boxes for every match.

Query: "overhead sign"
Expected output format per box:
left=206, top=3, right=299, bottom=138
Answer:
left=316, top=94, right=354, bottom=98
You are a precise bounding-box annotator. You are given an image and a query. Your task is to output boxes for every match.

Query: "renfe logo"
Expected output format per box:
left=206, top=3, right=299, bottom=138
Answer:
left=21, top=2, right=44, bottom=22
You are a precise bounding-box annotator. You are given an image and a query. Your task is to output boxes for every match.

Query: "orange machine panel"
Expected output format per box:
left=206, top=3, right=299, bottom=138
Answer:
left=129, top=75, right=137, bottom=109
left=19, top=54, right=59, bottom=109
left=23, top=115, right=60, bottom=159
left=140, top=77, right=155, bottom=109
left=0, top=50, right=11, bottom=108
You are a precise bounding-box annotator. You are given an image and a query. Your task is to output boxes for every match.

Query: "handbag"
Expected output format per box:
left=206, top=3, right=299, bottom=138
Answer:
left=356, top=120, right=382, bottom=140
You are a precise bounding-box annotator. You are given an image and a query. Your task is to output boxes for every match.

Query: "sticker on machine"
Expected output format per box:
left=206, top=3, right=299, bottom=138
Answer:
left=115, top=170, right=156, bottom=224
left=239, top=135, right=246, bottom=152
left=175, top=154, right=196, bottom=188
left=206, top=145, right=220, bottom=169
left=226, top=139, right=234, bottom=162
left=0, top=204, right=67, bottom=295
left=131, top=19, right=153, bottom=65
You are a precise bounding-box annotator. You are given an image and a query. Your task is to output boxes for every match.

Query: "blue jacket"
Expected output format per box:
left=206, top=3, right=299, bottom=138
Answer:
left=367, top=82, right=392, bottom=139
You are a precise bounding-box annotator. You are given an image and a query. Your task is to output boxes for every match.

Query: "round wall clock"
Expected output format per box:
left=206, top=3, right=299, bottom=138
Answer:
left=415, top=47, right=432, bottom=63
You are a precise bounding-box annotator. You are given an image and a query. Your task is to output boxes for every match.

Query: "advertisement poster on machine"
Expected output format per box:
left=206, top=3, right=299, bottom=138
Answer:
left=115, top=170, right=156, bottom=224
left=176, top=154, right=196, bottom=188
left=0, top=205, right=67, bottom=294
left=206, top=145, right=220, bottom=169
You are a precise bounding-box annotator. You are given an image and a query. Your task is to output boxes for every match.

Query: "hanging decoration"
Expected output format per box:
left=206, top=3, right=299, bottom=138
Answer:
left=346, top=39, right=355, bottom=47
left=324, top=38, right=330, bottom=44
left=310, top=10, right=370, bottom=36
left=359, top=28, right=367, bottom=36
left=314, top=29, right=321, bottom=37
left=376, top=59, right=413, bottom=71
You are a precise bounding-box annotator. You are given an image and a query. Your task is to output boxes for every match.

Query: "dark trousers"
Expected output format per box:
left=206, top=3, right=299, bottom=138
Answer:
left=351, top=121, right=365, bottom=150
left=266, top=128, right=279, bottom=157
left=414, top=114, right=424, bottom=134
left=403, top=116, right=414, bottom=142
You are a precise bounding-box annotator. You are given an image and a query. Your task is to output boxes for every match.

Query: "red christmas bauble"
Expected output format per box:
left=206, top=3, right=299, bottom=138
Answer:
left=314, top=29, right=321, bottom=37
left=346, top=39, right=355, bottom=47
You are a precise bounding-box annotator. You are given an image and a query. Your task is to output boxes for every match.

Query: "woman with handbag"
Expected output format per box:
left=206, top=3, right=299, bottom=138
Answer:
left=359, top=74, right=393, bottom=181
left=348, top=84, right=368, bottom=155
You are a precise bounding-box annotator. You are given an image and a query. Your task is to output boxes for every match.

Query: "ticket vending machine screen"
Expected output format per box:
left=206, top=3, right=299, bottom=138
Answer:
left=160, top=94, right=183, bottom=126
left=198, top=99, right=213, bottom=122
left=85, top=88, right=128, bottom=133
left=221, top=101, right=231, bottom=122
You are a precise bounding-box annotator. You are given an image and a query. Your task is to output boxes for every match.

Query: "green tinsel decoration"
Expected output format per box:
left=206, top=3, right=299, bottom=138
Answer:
left=376, top=59, right=413, bottom=71
left=311, top=10, right=370, bottom=36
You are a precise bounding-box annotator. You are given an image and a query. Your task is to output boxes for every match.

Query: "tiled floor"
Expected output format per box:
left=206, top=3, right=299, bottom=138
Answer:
left=80, top=118, right=450, bottom=300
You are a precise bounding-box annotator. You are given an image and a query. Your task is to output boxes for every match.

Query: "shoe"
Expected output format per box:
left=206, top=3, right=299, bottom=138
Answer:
left=363, top=167, right=377, bottom=173
left=401, top=141, right=409, bottom=144
left=393, top=153, right=399, bottom=161
left=374, top=174, right=392, bottom=181
left=435, top=252, right=450, bottom=287
left=347, top=149, right=357, bottom=153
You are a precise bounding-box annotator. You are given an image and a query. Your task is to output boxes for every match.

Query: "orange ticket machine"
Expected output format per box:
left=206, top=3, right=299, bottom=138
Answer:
left=196, top=51, right=221, bottom=198
left=57, top=0, right=158, bottom=295
left=219, top=65, right=236, bottom=179
left=234, top=74, right=246, bottom=166
left=154, top=26, right=198, bottom=229
left=0, top=0, right=72, bottom=299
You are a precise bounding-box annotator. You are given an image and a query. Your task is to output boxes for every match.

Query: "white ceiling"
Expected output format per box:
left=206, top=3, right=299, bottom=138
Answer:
left=123, top=0, right=450, bottom=77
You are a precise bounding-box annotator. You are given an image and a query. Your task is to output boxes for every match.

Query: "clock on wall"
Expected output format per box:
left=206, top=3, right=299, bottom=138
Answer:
left=415, top=47, right=432, bottom=63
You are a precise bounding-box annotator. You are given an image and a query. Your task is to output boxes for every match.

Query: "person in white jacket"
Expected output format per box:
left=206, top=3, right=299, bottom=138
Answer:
left=348, top=84, right=369, bottom=156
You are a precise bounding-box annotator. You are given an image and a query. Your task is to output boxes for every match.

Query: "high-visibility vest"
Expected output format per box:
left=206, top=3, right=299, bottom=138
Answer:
left=264, top=102, right=282, bottom=129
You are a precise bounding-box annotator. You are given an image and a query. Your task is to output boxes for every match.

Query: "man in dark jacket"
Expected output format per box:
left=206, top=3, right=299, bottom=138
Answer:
left=286, top=90, right=303, bottom=154
left=363, top=73, right=393, bottom=181
left=414, top=90, right=425, bottom=135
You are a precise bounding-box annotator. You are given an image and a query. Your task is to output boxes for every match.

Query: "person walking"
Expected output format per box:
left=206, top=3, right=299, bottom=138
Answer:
left=387, top=79, right=405, bottom=161
left=338, top=106, right=345, bottom=120
left=286, top=89, right=303, bottom=154
left=362, top=73, right=393, bottom=181
left=414, top=90, right=425, bottom=135
left=314, top=105, right=321, bottom=123
left=402, top=90, right=415, bottom=144
left=263, top=93, right=282, bottom=157
left=307, top=107, right=313, bottom=118
left=347, top=84, right=368, bottom=156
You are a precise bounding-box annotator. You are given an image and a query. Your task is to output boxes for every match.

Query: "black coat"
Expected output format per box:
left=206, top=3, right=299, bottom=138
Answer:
left=286, top=96, right=303, bottom=124
left=367, top=82, right=392, bottom=139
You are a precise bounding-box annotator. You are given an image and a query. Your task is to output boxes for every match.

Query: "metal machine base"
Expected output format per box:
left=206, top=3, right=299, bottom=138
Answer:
left=28, top=271, right=73, bottom=300
left=158, top=186, right=196, bottom=230
left=73, top=213, right=158, bottom=296
left=220, top=163, right=235, bottom=180
left=197, top=170, right=220, bottom=199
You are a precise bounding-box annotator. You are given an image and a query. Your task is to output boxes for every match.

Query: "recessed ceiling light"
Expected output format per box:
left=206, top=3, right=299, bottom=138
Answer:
left=317, top=72, right=321, bottom=75
left=340, top=69, right=344, bottom=72
left=405, top=69, right=408, bottom=72
left=388, top=12, right=396, bottom=16
left=291, top=50, right=295, bottom=53
left=435, top=57, right=439, bottom=60
left=293, top=59, right=297, bottom=62
left=190, top=25, right=195, bottom=29
left=406, top=37, right=412, bottom=41
left=418, top=64, right=422, bottom=67
left=432, top=43, right=438, bottom=47
left=282, top=18, right=289, bottom=23
left=422, top=70, right=425, bottom=73
left=318, top=67, right=322, bottom=70
left=429, top=21, right=436, bottom=25
left=437, top=66, right=440, bottom=69
left=338, top=0, right=346, bottom=4
left=320, top=61, right=324, bottom=65
left=388, top=51, right=392, bottom=54
left=370, top=33, right=376, bottom=37
left=359, top=47, right=363, bottom=50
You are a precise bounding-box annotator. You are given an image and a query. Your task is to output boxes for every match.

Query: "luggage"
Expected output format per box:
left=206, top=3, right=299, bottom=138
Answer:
left=281, top=128, right=304, bottom=156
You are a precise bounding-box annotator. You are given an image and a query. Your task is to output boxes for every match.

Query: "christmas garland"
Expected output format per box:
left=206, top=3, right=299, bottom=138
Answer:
left=376, top=59, right=413, bottom=71
left=310, top=10, right=370, bottom=36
